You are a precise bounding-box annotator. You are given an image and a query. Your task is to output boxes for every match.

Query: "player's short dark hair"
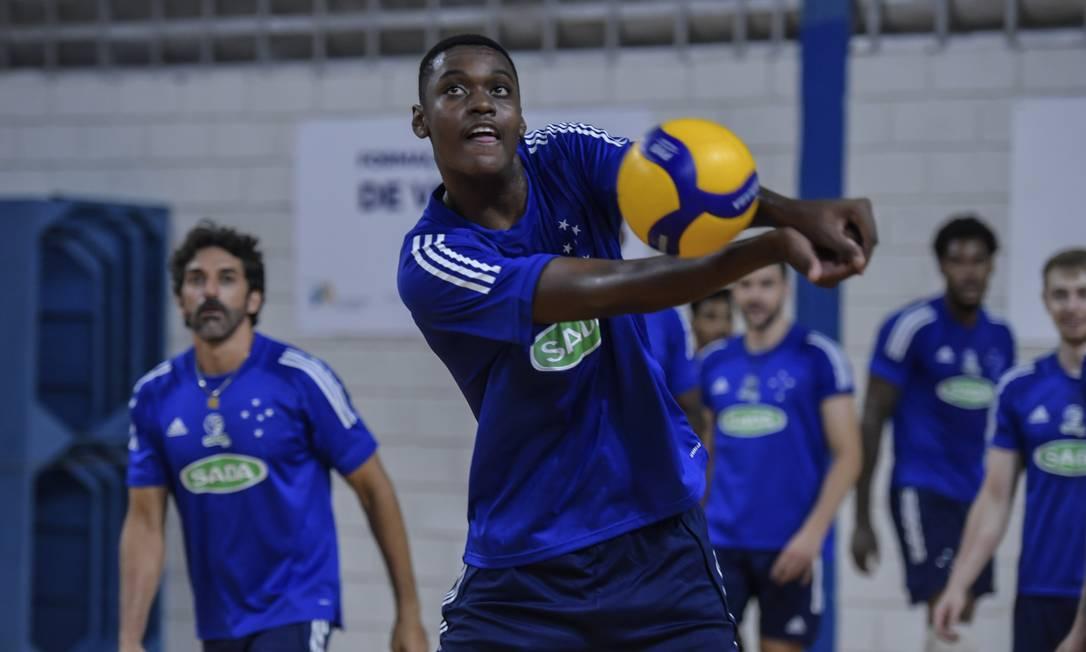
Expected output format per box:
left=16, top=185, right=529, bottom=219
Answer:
left=692, top=288, right=733, bottom=316
left=1043, top=248, right=1086, bottom=285
left=169, top=220, right=265, bottom=326
left=933, top=214, right=999, bottom=260
left=418, top=33, right=518, bottom=104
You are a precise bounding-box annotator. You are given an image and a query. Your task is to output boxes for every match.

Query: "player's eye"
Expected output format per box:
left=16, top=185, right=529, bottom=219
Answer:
left=444, top=84, right=465, bottom=96
left=492, top=85, right=510, bottom=97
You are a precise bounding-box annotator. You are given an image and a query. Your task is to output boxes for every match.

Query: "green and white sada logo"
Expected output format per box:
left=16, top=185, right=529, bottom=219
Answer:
left=719, top=404, right=788, bottom=438
left=180, top=454, right=268, bottom=494
left=1034, top=440, right=1086, bottom=477
left=936, top=376, right=995, bottom=410
left=531, top=319, right=602, bottom=371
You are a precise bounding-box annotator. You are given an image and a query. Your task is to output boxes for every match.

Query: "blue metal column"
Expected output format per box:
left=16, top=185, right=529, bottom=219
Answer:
left=797, top=1, right=851, bottom=651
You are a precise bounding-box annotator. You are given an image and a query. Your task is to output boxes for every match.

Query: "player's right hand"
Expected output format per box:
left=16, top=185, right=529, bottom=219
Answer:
left=849, top=521, right=879, bottom=574
left=932, top=586, right=968, bottom=642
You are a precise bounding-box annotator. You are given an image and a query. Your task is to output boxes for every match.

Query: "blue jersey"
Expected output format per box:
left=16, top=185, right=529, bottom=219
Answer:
left=700, top=325, right=854, bottom=550
left=126, top=333, right=378, bottom=640
left=644, top=307, right=698, bottom=397
left=870, top=297, right=1015, bottom=502
left=989, top=353, right=1086, bottom=598
left=397, top=123, right=705, bottom=569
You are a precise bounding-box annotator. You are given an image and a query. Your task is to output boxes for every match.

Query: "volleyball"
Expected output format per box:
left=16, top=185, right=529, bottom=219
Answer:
left=617, top=118, right=759, bottom=258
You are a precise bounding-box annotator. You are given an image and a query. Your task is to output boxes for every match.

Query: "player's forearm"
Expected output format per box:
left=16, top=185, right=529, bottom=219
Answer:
left=947, top=490, right=1013, bottom=593
left=358, top=479, right=423, bottom=617
left=118, top=517, right=165, bottom=647
left=533, top=230, right=786, bottom=323
left=803, top=448, right=861, bottom=543
left=854, top=407, right=888, bottom=524
left=749, top=187, right=797, bottom=229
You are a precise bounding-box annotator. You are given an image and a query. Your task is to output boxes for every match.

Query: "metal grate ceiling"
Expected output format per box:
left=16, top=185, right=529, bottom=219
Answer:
left=0, top=0, right=1083, bottom=70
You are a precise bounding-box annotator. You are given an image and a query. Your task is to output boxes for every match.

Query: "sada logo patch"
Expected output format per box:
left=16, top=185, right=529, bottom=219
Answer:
left=1034, top=440, right=1086, bottom=477
left=935, top=376, right=995, bottom=410
left=719, top=405, right=788, bottom=438
left=180, top=454, right=268, bottom=494
left=531, top=320, right=602, bottom=371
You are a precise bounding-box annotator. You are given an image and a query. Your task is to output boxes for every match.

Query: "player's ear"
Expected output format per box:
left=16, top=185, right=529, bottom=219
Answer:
left=518, top=119, right=527, bottom=138
left=412, top=105, right=429, bottom=139
left=247, top=290, right=264, bottom=319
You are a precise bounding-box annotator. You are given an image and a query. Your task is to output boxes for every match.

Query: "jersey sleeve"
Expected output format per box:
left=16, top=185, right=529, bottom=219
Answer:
left=126, top=383, right=168, bottom=488
left=988, top=373, right=1025, bottom=454
left=281, top=350, right=378, bottom=476
left=869, top=312, right=917, bottom=388
left=398, top=231, right=557, bottom=346
left=527, top=123, right=631, bottom=233
left=807, top=332, right=855, bottom=402
left=665, top=308, right=698, bottom=396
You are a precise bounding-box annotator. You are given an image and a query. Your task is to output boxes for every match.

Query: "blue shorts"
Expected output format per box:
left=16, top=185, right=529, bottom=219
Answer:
left=202, top=620, right=331, bottom=652
left=438, top=506, right=739, bottom=651
left=889, top=486, right=994, bottom=604
left=1014, top=594, right=1078, bottom=652
left=714, top=548, right=823, bottom=646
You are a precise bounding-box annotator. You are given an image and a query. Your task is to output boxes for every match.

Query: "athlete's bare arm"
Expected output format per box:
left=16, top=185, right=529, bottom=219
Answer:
left=119, top=486, right=168, bottom=652
left=532, top=192, right=876, bottom=324
left=850, top=375, right=901, bottom=573
left=933, top=449, right=1022, bottom=641
left=345, top=456, right=428, bottom=652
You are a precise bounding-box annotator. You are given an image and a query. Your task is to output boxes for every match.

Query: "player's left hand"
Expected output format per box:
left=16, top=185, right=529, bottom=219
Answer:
left=770, top=196, right=878, bottom=287
left=770, top=527, right=821, bottom=585
left=390, top=614, right=428, bottom=652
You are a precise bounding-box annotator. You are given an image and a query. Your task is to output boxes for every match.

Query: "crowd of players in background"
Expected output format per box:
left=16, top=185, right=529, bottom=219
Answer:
left=645, top=216, right=1086, bottom=652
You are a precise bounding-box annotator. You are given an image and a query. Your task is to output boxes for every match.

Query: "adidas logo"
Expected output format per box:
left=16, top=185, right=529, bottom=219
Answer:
left=167, top=417, right=189, bottom=437
left=784, top=616, right=807, bottom=636
left=1028, top=406, right=1050, bottom=425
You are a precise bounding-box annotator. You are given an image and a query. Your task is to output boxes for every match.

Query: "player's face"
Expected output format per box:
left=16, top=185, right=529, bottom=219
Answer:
left=734, top=266, right=788, bottom=332
left=1043, top=266, right=1086, bottom=346
left=939, top=239, right=993, bottom=310
left=693, top=298, right=733, bottom=349
left=413, top=46, right=525, bottom=179
left=178, top=246, right=263, bottom=344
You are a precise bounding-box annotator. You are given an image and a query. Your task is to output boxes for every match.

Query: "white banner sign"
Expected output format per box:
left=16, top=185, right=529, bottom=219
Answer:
left=295, top=109, right=655, bottom=336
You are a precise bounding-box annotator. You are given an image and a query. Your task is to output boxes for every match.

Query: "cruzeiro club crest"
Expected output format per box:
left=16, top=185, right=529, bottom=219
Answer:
left=531, top=319, right=602, bottom=371
left=935, top=348, right=994, bottom=410
left=202, top=412, right=232, bottom=449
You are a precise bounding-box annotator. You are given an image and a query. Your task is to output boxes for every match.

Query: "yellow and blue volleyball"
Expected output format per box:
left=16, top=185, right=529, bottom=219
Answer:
left=617, top=118, right=759, bottom=258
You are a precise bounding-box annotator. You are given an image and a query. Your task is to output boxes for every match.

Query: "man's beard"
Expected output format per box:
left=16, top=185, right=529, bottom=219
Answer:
left=185, top=298, right=248, bottom=344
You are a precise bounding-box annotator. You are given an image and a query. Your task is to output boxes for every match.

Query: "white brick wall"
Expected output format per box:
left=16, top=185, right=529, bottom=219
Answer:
left=2, top=31, right=1082, bottom=651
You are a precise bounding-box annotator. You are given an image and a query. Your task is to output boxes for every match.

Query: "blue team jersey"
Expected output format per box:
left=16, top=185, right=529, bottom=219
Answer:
left=397, top=123, right=705, bottom=569
left=644, top=307, right=699, bottom=397
left=126, top=333, right=378, bottom=640
left=870, top=297, right=1015, bottom=502
left=699, top=325, right=854, bottom=550
left=989, top=354, right=1086, bottom=598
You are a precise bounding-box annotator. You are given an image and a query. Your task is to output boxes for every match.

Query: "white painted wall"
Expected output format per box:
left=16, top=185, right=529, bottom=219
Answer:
left=2, top=30, right=1083, bottom=652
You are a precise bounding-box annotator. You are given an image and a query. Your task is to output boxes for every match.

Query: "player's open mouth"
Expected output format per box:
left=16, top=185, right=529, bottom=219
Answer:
left=466, top=124, right=500, bottom=144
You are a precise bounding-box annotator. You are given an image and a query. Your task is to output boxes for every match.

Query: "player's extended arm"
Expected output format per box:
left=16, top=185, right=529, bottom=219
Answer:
left=850, top=374, right=901, bottom=573
left=533, top=192, right=876, bottom=323
left=933, top=448, right=1021, bottom=641
left=1056, top=575, right=1086, bottom=652
left=344, top=455, right=428, bottom=652
left=771, top=395, right=862, bottom=584
left=119, top=486, right=168, bottom=652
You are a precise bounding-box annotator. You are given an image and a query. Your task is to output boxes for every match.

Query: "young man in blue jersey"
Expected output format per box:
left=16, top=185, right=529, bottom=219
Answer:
left=399, top=33, right=877, bottom=650
left=933, top=248, right=1086, bottom=652
left=700, top=264, right=861, bottom=652
left=850, top=216, right=1014, bottom=651
left=692, top=288, right=736, bottom=353
left=119, top=223, right=428, bottom=652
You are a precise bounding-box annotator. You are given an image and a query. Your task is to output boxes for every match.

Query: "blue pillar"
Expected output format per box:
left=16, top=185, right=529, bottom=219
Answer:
left=797, top=1, right=850, bottom=651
